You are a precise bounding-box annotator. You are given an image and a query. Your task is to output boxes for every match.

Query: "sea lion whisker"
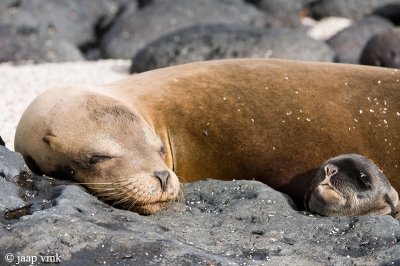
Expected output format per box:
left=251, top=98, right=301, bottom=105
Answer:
left=112, top=194, right=132, bottom=206
left=114, top=181, right=133, bottom=190
left=113, top=179, right=131, bottom=185
left=76, top=182, right=113, bottom=185
left=128, top=197, right=139, bottom=211
left=101, top=190, right=129, bottom=198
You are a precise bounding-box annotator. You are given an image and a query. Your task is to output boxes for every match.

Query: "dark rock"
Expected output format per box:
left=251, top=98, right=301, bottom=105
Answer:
left=0, top=178, right=25, bottom=213
left=310, top=0, right=400, bottom=20
left=0, top=145, right=68, bottom=222
left=0, top=136, right=4, bottom=146
left=0, top=0, right=126, bottom=46
left=100, top=0, right=269, bottom=59
left=0, top=24, right=84, bottom=63
left=131, top=24, right=334, bottom=73
left=326, top=16, right=394, bottom=64
left=0, top=145, right=33, bottom=182
left=0, top=144, right=398, bottom=264
left=360, top=28, right=400, bottom=68
left=245, top=0, right=314, bottom=27
left=0, top=179, right=399, bottom=264
left=373, top=3, right=400, bottom=25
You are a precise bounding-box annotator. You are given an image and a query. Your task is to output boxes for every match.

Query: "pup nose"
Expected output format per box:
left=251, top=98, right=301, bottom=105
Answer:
left=154, top=170, right=170, bottom=192
left=324, top=164, right=338, bottom=178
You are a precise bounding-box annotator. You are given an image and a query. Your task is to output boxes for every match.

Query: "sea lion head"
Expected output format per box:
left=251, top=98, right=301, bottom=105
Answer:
left=305, top=154, right=399, bottom=219
left=15, top=87, right=180, bottom=214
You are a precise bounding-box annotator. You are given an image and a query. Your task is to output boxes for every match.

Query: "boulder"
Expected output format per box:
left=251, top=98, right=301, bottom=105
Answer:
left=373, top=3, right=400, bottom=25
left=0, top=0, right=125, bottom=46
left=326, top=16, right=394, bottom=64
left=245, top=0, right=314, bottom=27
left=100, top=0, right=269, bottom=59
left=360, top=28, right=400, bottom=68
left=0, top=24, right=84, bottom=63
left=131, top=24, right=334, bottom=73
left=310, top=0, right=400, bottom=20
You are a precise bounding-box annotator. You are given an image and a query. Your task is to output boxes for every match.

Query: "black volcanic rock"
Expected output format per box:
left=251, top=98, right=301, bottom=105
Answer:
left=246, top=0, right=314, bottom=27
left=360, top=28, right=400, bottom=68
left=373, top=3, right=400, bottom=25
left=327, top=16, right=394, bottom=64
left=131, top=24, right=334, bottom=73
left=0, top=24, right=84, bottom=63
left=100, top=0, right=269, bottom=59
left=310, top=0, right=400, bottom=20
left=0, top=145, right=399, bottom=264
left=0, top=0, right=126, bottom=46
left=0, top=177, right=399, bottom=264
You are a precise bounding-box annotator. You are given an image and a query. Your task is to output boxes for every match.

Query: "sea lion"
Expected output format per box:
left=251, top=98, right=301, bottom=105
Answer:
left=14, top=59, right=400, bottom=215
left=306, top=154, right=400, bottom=219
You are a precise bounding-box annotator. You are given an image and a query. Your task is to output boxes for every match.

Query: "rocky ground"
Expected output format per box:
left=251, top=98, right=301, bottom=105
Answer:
left=1, top=144, right=399, bottom=265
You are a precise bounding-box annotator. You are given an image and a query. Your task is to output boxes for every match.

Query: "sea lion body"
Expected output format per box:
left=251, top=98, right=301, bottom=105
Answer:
left=15, top=59, right=400, bottom=214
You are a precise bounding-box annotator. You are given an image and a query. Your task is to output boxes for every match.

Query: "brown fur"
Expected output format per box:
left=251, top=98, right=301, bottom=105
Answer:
left=15, top=59, right=400, bottom=215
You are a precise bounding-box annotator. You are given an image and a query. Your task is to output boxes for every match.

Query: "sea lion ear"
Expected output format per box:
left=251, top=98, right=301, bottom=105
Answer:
left=42, top=134, right=63, bottom=152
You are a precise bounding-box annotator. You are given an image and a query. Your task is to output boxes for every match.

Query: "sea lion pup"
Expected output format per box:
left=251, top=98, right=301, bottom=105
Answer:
left=14, top=59, right=400, bottom=215
left=306, top=154, right=400, bottom=219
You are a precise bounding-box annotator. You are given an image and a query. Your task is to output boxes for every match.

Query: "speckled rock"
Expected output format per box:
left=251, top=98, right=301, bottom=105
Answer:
left=0, top=24, right=84, bottom=63
left=0, top=0, right=125, bottom=46
left=131, top=24, right=334, bottom=73
left=326, top=16, right=394, bottom=64
left=1, top=172, right=399, bottom=264
left=360, top=28, right=400, bottom=68
left=310, top=0, right=400, bottom=20
left=100, top=0, right=268, bottom=59
left=0, top=145, right=33, bottom=182
left=246, top=0, right=314, bottom=27
left=0, top=145, right=31, bottom=214
left=373, top=3, right=400, bottom=25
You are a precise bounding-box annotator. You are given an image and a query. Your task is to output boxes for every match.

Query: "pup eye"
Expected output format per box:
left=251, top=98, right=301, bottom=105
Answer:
left=360, top=173, right=368, bottom=178
left=89, top=155, right=112, bottom=165
left=160, top=145, right=165, bottom=157
left=358, top=172, right=372, bottom=189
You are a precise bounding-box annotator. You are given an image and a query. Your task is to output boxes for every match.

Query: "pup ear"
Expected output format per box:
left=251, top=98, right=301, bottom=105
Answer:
left=42, top=134, right=64, bottom=152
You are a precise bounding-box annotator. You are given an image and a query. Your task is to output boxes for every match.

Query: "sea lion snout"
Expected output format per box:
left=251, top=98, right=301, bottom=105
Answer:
left=154, top=170, right=170, bottom=192
left=324, top=164, right=338, bottom=178
left=307, top=154, right=400, bottom=219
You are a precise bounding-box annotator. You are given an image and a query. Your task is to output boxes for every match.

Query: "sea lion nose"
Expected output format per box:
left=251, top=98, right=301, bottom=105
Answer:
left=154, top=170, right=170, bottom=192
left=324, top=164, right=338, bottom=178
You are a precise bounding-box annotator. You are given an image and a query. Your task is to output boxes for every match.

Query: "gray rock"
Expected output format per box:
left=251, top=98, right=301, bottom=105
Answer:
left=373, top=3, right=400, bottom=25
left=310, top=0, right=400, bottom=20
left=100, top=0, right=269, bottom=59
left=0, top=146, right=67, bottom=222
left=0, top=178, right=25, bottom=213
left=0, top=145, right=32, bottom=182
left=0, top=24, right=84, bottom=63
left=0, top=0, right=125, bottom=46
left=131, top=24, right=334, bottom=73
left=1, top=178, right=399, bottom=264
left=326, top=16, right=394, bottom=64
left=246, top=0, right=314, bottom=27
left=360, top=28, right=400, bottom=68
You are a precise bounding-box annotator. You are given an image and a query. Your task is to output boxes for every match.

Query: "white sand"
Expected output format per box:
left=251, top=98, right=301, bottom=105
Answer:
left=0, top=60, right=131, bottom=150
